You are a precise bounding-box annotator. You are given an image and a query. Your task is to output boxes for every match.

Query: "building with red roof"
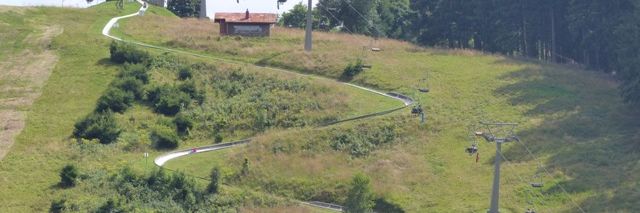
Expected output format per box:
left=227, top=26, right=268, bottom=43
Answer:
left=214, top=10, right=277, bottom=37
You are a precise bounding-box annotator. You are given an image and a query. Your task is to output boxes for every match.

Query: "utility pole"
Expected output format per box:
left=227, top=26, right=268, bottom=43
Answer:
left=304, top=0, right=312, bottom=52
left=474, top=122, right=519, bottom=213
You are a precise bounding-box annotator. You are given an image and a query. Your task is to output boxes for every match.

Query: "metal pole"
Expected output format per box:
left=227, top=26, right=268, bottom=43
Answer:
left=488, top=142, right=502, bottom=213
left=304, top=0, right=312, bottom=52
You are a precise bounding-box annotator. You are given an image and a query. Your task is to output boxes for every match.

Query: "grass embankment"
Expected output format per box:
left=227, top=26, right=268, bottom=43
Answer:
left=120, top=11, right=640, bottom=212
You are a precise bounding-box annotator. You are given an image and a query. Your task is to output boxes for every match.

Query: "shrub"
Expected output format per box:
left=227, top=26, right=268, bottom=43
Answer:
left=345, top=173, right=374, bottom=213
left=96, top=87, right=135, bottom=113
left=178, top=67, right=193, bottom=80
left=214, top=133, right=223, bottom=143
left=179, top=80, right=205, bottom=104
left=49, top=199, right=66, bottom=213
left=207, top=167, right=221, bottom=194
left=120, top=63, right=150, bottom=84
left=330, top=124, right=398, bottom=157
left=113, top=76, right=145, bottom=100
left=73, top=111, right=121, bottom=144
left=150, top=85, right=192, bottom=116
left=240, top=158, right=250, bottom=176
left=59, top=164, right=78, bottom=188
left=109, top=41, right=150, bottom=64
left=97, top=198, right=127, bottom=213
left=341, top=59, right=364, bottom=81
left=173, top=113, right=194, bottom=135
left=151, top=125, right=180, bottom=149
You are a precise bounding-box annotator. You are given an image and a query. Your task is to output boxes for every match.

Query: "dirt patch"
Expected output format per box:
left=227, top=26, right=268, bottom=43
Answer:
left=0, top=25, right=62, bottom=160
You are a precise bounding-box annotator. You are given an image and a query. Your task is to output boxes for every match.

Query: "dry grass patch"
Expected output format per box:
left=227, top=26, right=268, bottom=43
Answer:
left=0, top=25, right=62, bottom=160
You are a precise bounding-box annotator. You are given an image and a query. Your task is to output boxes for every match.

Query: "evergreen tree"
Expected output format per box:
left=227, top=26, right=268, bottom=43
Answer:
left=345, top=173, right=374, bottom=213
left=59, top=164, right=78, bottom=188
left=207, top=167, right=221, bottom=194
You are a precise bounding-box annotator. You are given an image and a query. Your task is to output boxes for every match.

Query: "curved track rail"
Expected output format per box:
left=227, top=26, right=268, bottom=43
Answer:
left=102, top=3, right=413, bottom=211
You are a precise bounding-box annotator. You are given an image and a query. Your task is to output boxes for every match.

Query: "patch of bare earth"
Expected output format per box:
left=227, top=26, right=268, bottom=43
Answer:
left=0, top=25, right=62, bottom=160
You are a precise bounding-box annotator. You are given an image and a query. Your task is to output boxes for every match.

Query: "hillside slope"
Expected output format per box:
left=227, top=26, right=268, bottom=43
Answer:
left=0, top=3, right=639, bottom=212
left=116, top=10, right=640, bottom=212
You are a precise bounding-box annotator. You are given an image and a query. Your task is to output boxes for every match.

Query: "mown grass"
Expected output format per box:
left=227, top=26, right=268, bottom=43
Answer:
left=0, top=2, right=149, bottom=212
left=118, top=11, right=640, bottom=212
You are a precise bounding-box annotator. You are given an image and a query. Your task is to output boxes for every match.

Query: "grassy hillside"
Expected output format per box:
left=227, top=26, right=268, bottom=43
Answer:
left=0, top=2, right=399, bottom=212
left=115, top=10, right=640, bottom=212
left=1, top=2, right=639, bottom=213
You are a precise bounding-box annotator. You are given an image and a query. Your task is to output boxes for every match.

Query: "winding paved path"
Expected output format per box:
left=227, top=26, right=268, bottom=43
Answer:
left=102, top=3, right=413, bottom=211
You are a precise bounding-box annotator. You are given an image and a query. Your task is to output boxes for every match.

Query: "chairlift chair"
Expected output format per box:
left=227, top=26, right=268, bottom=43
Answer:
left=418, top=77, right=429, bottom=93
left=411, top=105, right=423, bottom=115
left=465, top=144, right=478, bottom=155
left=530, top=173, right=544, bottom=188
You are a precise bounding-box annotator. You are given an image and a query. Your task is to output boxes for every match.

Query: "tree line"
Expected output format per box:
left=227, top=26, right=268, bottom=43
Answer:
left=280, top=0, right=640, bottom=103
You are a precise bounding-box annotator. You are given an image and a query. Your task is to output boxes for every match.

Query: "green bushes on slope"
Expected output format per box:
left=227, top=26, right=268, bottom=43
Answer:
left=73, top=111, right=121, bottom=144
left=151, top=125, right=181, bottom=149
left=109, top=41, right=150, bottom=64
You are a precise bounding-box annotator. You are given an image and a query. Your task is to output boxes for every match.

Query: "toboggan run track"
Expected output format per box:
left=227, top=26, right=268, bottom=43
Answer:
left=102, top=2, right=414, bottom=212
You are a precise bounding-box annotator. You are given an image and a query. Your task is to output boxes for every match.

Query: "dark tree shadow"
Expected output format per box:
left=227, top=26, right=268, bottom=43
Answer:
left=491, top=60, right=640, bottom=212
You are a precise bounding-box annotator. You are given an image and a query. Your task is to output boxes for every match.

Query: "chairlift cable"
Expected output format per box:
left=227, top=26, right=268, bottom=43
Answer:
left=343, top=0, right=382, bottom=38
left=515, top=138, right=587, bottom=213
left=497, top=150, right=551, bottom=213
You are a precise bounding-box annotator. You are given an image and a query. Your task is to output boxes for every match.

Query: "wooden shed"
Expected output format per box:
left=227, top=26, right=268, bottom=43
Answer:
left=214, top=10, right=277, bottom=37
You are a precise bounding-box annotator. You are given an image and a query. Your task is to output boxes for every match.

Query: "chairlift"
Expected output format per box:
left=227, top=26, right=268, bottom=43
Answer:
left=368, top=35, right=381, bottom=51
left=411, top=105, right=423, bottom=115
left=418, top=76, right=429, bottom=93
left=465, top=144, right=478, bottom=155
left=530, top=173, right=544, bottom=188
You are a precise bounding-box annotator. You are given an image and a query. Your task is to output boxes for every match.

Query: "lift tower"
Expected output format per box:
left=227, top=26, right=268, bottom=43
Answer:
left=304, top=0, right=312, bottom=51
left=474, top=122, right=519, bottom=213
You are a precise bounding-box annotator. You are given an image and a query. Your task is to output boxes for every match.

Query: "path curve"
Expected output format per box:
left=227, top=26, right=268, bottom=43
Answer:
left=102, top=3, right=413, bottom=212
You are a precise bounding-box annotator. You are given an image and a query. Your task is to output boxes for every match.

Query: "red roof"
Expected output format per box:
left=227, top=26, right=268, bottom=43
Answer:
left=214, top=12, right=277, bottom=24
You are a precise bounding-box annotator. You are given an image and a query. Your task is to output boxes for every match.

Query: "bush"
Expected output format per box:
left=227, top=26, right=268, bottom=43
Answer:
left=214, top=133, right=223, bottom=143
left=151, top=125, right=180, bottom=149
left=179, top=80, right=205, bottom=104
left=49, top=199, right=66, bottom=213
left=120, top=63, right=150, bottom=84
left=173, top=113, right=194, bottom=135
left=73, top=111, right=121, bottom=144
left=96, top=87, right=135, bottom=113
left=60, top=164, right=78, bottom=188
left=112, top=76, right=145, bottom=100
left=109, top=41, right=150, bottom=64
left=207, top=167, right=221, bottom=194
left=149, top=85, right=192, bottom=116
left=178, top=67, right=193, bottom=80
left=341, top=59, right=364, bottom=81
left=331, top=124, right=398, bottom=157
left=97, top=198, right=127, bottom=213
left=345, top=173, right=374, bottom=213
